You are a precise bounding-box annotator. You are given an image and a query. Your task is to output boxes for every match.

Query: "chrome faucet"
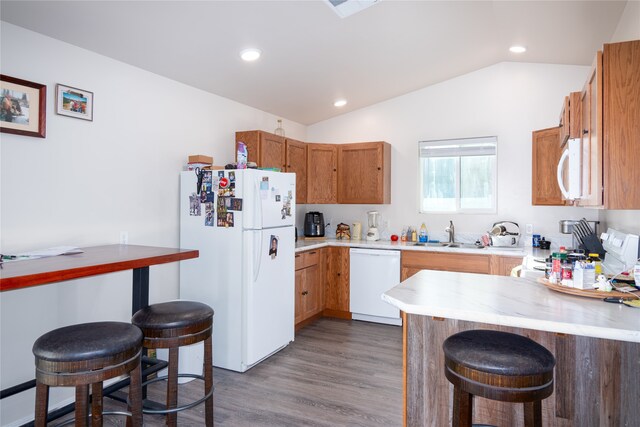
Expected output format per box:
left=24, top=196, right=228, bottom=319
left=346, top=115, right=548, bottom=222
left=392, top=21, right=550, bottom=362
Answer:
left=445, top=220, right=455, bottom=243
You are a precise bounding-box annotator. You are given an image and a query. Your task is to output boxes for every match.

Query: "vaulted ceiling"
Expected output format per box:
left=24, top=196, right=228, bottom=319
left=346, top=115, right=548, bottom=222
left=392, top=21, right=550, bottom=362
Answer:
left=0, top=1, right=627, bottom=124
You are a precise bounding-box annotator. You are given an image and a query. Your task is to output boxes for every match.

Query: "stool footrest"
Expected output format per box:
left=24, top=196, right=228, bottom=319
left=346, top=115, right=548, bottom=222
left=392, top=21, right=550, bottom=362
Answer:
left=140, top=373, right=214, bottom=415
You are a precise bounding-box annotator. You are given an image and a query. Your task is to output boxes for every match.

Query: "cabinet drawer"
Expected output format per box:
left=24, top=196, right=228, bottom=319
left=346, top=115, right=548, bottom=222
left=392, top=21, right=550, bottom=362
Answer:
left=295, top=249, right=321, bottom=270
left=401, top=251, right=490, bottom=275
left=303, top=250, right=320, bottom=268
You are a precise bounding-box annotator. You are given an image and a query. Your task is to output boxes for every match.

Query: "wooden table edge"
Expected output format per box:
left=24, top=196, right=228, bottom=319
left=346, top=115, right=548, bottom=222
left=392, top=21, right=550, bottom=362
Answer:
left=0, top=247, right=198, bottom=292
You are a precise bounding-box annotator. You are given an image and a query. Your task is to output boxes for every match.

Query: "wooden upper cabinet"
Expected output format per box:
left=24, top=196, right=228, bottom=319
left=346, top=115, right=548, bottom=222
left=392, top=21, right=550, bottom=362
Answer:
left=577, top=40, right=640, bottom=209
left=559, top=92, right=582, bottom=145
left=532, top=126, right=566, bottom=206
left=603, top=40, right=640, bottom=209
left=307, top=144, right=338, bottom=204
left=235, top=130, right=286, bottom=169
left=578, top=51, right=604, bottom=207
left=338, top=142, right=391, bottom=204
left=285, top=138, right=307, bottom=204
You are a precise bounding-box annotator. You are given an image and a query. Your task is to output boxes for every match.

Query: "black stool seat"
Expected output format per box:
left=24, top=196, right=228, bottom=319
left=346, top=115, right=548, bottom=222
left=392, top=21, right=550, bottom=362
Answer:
left=132, top=301, right=214, bottom=427
left=443, top=329, right=555, bottom=377
left=443, top=330, right=555, bottom=427
left=132, top=300, right=213, bottom=330
left=34, top=321, right=143, bottom=363
left=33, top=321, right=143, bottom=427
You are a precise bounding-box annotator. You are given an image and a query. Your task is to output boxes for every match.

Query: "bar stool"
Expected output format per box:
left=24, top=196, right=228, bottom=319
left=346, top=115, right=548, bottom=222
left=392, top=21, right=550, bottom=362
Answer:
left=443, top=330, right=555, bottom=427
left=132, top=300, right=214, bottom=427
left=33, top=321, right=143, bottom=427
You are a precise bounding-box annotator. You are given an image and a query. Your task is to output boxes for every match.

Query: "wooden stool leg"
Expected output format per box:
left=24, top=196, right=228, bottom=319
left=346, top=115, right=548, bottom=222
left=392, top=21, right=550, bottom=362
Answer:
left=34, top=382, right=49, bottom=427
left=524, top=400, right=542, bottom=427
left=127, top=358, right=143, bottom=427
left=452, top=386, right=473, bottom=427
left=76, top=384, right=90, bottom=427
left=204, top=335, right=214, bottom=427
left=167, top=347, right=179, bottom=427
left=91, top=382, right=103, bottom=427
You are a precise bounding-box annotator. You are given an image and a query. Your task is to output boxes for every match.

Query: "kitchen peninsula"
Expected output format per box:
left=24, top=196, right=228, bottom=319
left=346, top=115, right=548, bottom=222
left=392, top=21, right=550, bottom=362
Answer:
left=383, top=270, right=640, bottom=427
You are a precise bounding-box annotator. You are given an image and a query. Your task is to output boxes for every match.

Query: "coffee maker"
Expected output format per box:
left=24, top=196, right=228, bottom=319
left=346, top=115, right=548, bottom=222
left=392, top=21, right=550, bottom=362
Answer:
left=366, top=211, right=380, bottom=241
left=304, top=212, right=325, bottom=237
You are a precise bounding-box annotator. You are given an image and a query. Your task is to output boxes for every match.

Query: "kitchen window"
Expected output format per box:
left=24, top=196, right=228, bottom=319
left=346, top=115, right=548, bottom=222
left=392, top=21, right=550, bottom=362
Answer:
left=419, top=136, right=497, bottom=213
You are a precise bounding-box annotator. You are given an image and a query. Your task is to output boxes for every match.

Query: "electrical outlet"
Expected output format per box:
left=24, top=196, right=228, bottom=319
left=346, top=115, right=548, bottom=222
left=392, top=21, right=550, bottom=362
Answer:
left=119, top=231, right=129, bottom=244
left=525, top=224, right=533, bottom=235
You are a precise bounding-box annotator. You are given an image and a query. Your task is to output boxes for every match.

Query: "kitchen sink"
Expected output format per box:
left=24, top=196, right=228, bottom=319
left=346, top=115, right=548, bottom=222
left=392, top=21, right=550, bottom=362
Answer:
left=412, top=242, right=485, bottom=249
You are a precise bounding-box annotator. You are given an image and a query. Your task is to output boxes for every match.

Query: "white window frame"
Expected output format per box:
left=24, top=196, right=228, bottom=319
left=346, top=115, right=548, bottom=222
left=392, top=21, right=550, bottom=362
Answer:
left=418, top=136, right=497, bottom=214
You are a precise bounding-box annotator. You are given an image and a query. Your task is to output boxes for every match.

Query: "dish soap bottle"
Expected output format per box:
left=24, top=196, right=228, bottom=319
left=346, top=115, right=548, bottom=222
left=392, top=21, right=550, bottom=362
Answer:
left=419, top=223, right=428, bottom=243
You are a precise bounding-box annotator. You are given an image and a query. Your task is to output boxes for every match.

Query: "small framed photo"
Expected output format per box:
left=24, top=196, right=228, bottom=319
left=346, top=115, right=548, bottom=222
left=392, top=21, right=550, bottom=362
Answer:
left=1, top=74, right=47, bottom=138
left=56, top=84, right=93, bottom=121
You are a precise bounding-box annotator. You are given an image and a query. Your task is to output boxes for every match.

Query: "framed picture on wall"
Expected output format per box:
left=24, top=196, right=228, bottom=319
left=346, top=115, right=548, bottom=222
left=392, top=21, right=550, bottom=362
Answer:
left=0, top=74, right=47, bottom=138
left=56, top=84, right=93, bottom=121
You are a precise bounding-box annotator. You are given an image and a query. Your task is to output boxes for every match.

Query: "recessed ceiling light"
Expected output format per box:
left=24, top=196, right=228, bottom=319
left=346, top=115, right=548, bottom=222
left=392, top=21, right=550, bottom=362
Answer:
left=334, top=99, right=347, bottom=107
left=240, top=48, right=261, bottom=61
left=509, top=46, right=527, bottom=54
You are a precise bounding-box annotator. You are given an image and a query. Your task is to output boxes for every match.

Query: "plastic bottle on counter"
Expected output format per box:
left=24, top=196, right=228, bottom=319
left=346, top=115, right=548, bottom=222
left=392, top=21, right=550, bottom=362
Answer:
left=550, top=252, right=566, bottom=284
left=411, top=227, right=418, bottom=242
left=419, top=223, right=428, bottom=243
left=588, top=253, right=602, bottom=275
left=401, top=227, right=408, bottom=242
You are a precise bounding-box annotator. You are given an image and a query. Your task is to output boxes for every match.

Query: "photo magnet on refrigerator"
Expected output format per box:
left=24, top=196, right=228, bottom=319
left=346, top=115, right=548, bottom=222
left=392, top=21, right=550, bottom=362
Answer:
left=189, top=193, right=201, bottom=216
left=229, top=198, right=243, bottom=211
left=204, top=203, right=214, bottom=226
left=269, top=235, right=278, bottom=259
left=217, top=212, right=234, bottom=228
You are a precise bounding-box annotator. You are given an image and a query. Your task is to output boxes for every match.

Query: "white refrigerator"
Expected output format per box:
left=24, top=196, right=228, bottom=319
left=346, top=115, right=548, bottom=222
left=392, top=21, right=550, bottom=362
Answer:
left=179, top=169, right=296, bottom=372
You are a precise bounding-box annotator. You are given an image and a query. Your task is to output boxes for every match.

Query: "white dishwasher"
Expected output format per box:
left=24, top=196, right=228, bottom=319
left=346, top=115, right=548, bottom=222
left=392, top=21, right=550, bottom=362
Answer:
left=349, top=248, right=402, bottom=326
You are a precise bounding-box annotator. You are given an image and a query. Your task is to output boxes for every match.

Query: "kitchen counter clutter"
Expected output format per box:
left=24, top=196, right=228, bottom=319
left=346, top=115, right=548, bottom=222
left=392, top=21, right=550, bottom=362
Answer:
left=295, top=237, right=544, bottom=257
left=383, top=269, right=639, bottom=342
left=385, top=269, right=640, bottom=426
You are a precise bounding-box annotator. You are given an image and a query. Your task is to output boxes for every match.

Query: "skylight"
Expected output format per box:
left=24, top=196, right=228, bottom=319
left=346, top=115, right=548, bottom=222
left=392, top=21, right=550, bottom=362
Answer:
left=324, top=0, right=380, bottom=18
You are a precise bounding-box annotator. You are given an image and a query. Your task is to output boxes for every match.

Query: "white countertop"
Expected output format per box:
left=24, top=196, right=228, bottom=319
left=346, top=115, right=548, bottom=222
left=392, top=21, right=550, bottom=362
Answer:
left=295, top=238, right=545, bottom=257
left=382, top=270, right=640, bottom=343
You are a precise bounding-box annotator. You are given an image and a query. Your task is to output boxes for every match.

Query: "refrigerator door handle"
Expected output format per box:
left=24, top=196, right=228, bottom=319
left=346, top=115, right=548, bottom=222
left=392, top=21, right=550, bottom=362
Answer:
left=254, top=179, right=264, bottom=229
left=253, top=230, right=263, bottom=283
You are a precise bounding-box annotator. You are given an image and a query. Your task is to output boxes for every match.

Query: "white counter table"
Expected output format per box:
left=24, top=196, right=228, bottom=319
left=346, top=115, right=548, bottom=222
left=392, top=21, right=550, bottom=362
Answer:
left=383, top=269, right=640, bottom=427
left=383, top=270, right=640, bottom=343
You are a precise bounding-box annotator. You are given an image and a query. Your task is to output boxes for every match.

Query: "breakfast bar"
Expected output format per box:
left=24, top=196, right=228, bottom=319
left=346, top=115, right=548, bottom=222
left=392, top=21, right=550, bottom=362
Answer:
left=0, top=245, right=199, bottom=424
left=383, top=270, right=640, bottom=427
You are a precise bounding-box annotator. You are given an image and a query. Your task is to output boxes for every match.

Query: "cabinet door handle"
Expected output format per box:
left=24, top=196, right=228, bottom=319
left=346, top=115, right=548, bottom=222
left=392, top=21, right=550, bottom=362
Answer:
left=333, top=168, right=337, bottom=172
left=309, top=251, right=316, bottom=255
left=583, top=129, right=589, bottom=135
left=295, top=254, right=301, bottom=258
left=377, top=167, right=381, bottom=171
left=337, top=272, right=341, bottom=276
left=302, top=291, right=308, bottom=296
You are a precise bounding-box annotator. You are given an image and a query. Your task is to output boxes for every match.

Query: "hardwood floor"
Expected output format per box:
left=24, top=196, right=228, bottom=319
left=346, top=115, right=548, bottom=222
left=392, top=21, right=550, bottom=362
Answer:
left=54, top=318, right=403, bottom=426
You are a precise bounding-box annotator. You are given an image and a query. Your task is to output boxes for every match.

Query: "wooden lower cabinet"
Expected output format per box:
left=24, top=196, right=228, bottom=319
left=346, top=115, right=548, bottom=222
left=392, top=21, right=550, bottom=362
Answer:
left=324, top=246, right=351, bottom=318
left=401, top=251, right=490, bottom=280
left=401, top=251, right=523, bottom=280
left=491, top=255, right=524, bottom=276
left=294, top=249, right=324, bottom=330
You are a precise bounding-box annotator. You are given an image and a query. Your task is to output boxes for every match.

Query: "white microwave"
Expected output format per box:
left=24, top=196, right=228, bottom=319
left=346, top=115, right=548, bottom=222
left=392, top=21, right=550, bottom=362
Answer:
left=556, top=137, right=582, bottom=200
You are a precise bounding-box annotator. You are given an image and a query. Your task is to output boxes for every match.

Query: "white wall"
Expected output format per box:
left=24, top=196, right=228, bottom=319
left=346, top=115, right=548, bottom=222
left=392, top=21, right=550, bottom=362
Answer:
left=601, top=1, right=640, bottom=235
left=305, top=62, right=598, bottom=244
left=0, top=22, right=305, bottom=426
left=610, top=0, right=640, bottom=43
